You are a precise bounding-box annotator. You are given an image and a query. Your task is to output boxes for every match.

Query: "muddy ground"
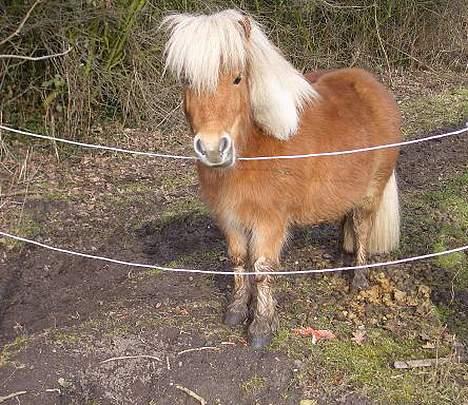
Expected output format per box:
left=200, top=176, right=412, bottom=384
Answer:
left=0, top=84, right=467, bottom=404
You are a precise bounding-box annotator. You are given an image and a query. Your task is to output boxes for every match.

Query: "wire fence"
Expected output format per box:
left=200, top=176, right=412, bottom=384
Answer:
left=0, top=231, right=466, bottom=276
left=1, top=124, right=467, bottom=160
left=1, top=122, right=467, bottom=276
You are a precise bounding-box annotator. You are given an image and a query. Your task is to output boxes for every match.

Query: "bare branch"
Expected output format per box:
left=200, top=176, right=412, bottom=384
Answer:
left=177, top=346, right=219, bottom=355
left=0, top=391, right=28, bottom=403
left=100, top=354, right=162, bottom=364
left=0, top=47, right=72, bottom=61
left=0, top=0, right=42, bottom=47
left=373, top=2, right=391, bottom=77
left=175, top=385, right=207, bottom=405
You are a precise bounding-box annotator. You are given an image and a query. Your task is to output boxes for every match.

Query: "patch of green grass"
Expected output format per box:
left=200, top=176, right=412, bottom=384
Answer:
left=400, top=87, right=468, bottom=137
left=269, top=327, right=309, bottom=359
left=160, top=171, right=196, bottom=192
left=0, top=336, right=29, bottom=367
left=162, top=249, right=222, bottom=269
left=435, top=305, right=468, bottom=339
left=402, top=169, right=467, bottom=269
left=301, top=330, right=465, bottom=404
left=241, top=375, right=266, bottom=393
left=48, top=329, right=83, bottom=346
left=160, top=197, right=208, bottom=224
left=429, top=173, right=467, bottom=288
left=143, top=267, right=163, bottom=277
left=402, top=169, right=467, bottom=340
left=0, top=215, right=41, bottom=249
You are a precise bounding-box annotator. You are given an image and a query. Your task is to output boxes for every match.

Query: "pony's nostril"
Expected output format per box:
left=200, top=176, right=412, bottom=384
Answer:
left=219, top=136, right=231, bottom=153
left=195, top=137, right=206, bottom=155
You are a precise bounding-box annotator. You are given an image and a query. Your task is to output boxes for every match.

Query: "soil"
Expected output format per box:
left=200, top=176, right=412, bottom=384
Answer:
left=0, top=124, right=467, bottom=405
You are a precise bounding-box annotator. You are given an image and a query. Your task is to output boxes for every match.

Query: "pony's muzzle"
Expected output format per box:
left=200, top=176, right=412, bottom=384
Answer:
left=193, top=133, right=235, bottom=167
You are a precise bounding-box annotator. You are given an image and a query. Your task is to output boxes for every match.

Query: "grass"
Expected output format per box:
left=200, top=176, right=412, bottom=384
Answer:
left=241, top=375, right=267, bottom=393
left=295, top=167, right=466, bottom=402
left=160, top=197, right=209, bottom=224
left=308, top=334, right=466, bottom=404
left=0, top=31, right=467, bottom=402
left=0, top=214, right=41, bottom=250
left=403, top=170, right=467, bottom=285
left=400, top=86, right=468, bottom=137
left=0, top=336, right=29, bottom=367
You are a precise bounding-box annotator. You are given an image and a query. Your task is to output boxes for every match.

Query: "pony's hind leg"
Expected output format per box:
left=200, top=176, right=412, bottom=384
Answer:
left=248, top=218, right=286, bottom=348
left=351, top=172, right=400, bottom=290
left=223, top=224, right=251, bottom=326
left=350, top=207, right=374, bottom=290
left=341, top=213, right=355, bottom=254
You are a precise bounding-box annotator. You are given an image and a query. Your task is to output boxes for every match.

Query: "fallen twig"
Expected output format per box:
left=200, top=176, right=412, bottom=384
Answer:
left=45, top=388, right=61, bottom=394
left=0, top=390, right=28, bottom=403
left=175, top=385, right=206, bottom=405
left=394, top=358, right=450, bottom=369
left=177, top=346, right=219, bottom=355
left=394, top=354, right=466, bottom=369
left=394, top=341, right=466, bottom=369
left=100, top=354, right=162, bottom=364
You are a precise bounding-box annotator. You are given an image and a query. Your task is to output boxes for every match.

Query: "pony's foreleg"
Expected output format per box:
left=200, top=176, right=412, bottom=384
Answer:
left=248, top=220, right=286, bottom=348
left=223, top=225, right=251, bottom=326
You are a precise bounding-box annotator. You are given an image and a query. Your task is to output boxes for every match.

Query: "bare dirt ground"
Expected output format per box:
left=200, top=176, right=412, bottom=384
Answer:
left=0, top=76, right=467, bottom=404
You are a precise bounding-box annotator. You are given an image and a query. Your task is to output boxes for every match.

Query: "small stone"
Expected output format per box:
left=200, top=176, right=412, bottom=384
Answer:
left=57, top=377, right=70, bottom=388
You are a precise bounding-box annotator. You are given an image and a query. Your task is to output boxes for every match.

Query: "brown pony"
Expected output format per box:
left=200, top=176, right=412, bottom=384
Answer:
left=163, top=10, right=400, bottom=348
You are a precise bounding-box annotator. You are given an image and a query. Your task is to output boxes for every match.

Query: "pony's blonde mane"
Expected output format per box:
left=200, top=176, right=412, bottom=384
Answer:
left=162, top=10, right=318, bottom=139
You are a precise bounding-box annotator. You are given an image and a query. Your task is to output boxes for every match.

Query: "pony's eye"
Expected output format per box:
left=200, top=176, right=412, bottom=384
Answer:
left=233, top=75, right=242, bottom=85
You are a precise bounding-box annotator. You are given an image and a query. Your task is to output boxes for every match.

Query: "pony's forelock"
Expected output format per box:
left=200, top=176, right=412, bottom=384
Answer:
left=162, top=11, right=247, bottom=94
left=162, top=10, right=319, bottom=139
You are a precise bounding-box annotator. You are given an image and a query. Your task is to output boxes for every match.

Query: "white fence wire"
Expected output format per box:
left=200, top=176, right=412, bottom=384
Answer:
left=1, top=123, right=467, bottom=276
left=1, top=124, right=467, bottom=160
left=0, top=231, right=466, bottom=276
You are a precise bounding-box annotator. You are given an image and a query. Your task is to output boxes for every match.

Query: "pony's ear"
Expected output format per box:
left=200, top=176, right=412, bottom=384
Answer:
left=238, top=16, right=251, bottom=40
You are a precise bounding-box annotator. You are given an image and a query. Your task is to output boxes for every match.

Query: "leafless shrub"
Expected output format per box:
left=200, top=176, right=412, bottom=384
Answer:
left=0, top=0, right=466, bottom=141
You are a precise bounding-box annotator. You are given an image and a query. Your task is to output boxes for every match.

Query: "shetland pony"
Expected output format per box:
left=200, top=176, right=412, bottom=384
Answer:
left=163, top=10, right=400, bottom=348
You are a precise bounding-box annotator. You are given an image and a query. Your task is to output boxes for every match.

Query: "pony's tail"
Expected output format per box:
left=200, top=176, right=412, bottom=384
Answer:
left=368, top=171, right=400, bottom=254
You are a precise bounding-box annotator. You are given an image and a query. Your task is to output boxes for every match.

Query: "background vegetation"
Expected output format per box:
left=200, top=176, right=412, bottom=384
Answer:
left=0, top=0, right=467, bottom=139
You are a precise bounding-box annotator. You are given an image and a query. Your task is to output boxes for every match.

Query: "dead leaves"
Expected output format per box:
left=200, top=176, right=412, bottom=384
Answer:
left=351, top=328, right=367, bottom=345
left=293, top=326, right=370, bottom=346
left=292, top=327, right=336, bottom=344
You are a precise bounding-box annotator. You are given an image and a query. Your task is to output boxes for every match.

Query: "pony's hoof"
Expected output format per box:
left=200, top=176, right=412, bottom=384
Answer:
left=248, top=319, right=275, bottom=349
left=248, top=333, right=273, bottom=349
left=224, top=306, right=248, bottom=326
left=351, top=273, right=370, bottom=291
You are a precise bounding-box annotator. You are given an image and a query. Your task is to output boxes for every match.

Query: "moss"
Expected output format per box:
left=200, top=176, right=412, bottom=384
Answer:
left=301, top=330, right=465, bottom=404
left=402, top=169, right=467, bottom=267
left=0, top=215, right=41, bottom=249
left=48, top=329, right=83, bottom=346
left=160, top=197, right=208, bottom=224
left=160, top=171, right=196, bottom=192
left=0, top=336, right=29, bottom=367
left=400, top=87, right=468, bottom=137
left=143, top=267, right=163, bottom=277
left=241, top=375, right=266, bottom=393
